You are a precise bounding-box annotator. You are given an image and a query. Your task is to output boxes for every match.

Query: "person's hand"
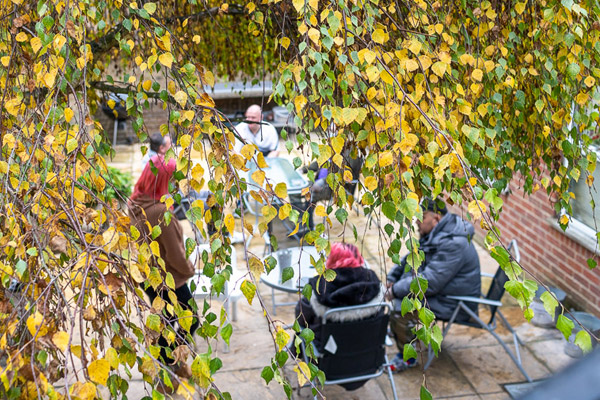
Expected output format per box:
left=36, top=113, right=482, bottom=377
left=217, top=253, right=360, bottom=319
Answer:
left=385, top=286, right=395, bottom=301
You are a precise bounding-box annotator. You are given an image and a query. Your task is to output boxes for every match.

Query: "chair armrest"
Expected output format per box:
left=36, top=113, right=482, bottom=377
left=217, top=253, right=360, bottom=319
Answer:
left=445, top=295, right=503, bottom=307
left=481, top=272, right=495, bottom=278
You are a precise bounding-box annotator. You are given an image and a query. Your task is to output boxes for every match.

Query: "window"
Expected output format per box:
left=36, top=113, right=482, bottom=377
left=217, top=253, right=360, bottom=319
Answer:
left=570, top=155, right=600, bottom=233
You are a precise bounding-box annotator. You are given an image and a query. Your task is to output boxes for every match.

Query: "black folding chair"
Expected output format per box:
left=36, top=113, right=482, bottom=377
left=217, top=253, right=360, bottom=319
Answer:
left=423, top=239, right=532, bottom=382
left=299, top=303, right=399, bottom=399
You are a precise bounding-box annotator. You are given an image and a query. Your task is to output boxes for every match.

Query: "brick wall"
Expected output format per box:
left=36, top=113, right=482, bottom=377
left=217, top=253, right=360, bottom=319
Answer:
left=94, top=97, right=277, bottom=145
left=455, top=179, right=600, bottom=317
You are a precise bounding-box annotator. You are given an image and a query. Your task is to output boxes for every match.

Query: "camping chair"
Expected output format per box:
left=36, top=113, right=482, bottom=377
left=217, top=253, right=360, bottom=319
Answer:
left=423, top=239, right=532, bottom=382
left=299, top=303, right=399, bottom=400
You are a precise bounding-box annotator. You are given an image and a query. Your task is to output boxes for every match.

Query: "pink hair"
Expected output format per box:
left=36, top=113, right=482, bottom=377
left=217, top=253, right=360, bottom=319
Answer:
left=326, top=242, right=364, bottom=269
left=131, top=155, right=176, bottom=201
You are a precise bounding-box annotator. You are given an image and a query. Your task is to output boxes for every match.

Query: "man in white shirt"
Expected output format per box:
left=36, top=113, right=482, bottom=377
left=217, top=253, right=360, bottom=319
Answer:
left=233, top=105, right=280, bottom=157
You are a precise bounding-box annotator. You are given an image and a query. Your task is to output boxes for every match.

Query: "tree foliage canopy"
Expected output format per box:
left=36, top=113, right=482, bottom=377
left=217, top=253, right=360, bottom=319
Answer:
left=0, top=0, right=598, bottom=398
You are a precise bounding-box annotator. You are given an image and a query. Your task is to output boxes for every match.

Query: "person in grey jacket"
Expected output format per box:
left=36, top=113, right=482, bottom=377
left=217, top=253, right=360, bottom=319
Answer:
left=386, top=198, right=481, bottom=371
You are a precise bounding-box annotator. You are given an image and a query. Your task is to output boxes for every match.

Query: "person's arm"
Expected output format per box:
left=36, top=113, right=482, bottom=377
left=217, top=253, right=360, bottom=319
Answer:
left=263, top=123, right=280, bottom=157
left=391, top=239, right=465, bottom=299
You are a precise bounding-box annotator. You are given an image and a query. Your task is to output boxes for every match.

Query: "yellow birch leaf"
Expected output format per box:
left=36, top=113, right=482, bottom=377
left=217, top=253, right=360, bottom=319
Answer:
left=256, top=152, right=268, bottom=168
left=52, top=331, right=70, bottom=352
left=515, top=2, right=526, bottom=14
left=204, top=71, right=215, bottom=87
left=274, top=182, right=287, bottom=198
left=294, top=361, right=311, bottom=387
left=467, top=200, right=486, bottom=220
left=0, top=56, right=9, bottom=67
left=261, top=205, right=277, bottom=223
left=143, top=2, right=156, bottom=14
left=380, top=70, right=394, bottom=85
left=399, top=134, right=419, bottom=154
left=559, top=214, right=569, bottom=225
left=150, top=241, right=160, bottom=257
left=364, top=176, right=377, bottom=191
left=279, top=203, right=291, bottom=220
left=27, top=312, right=49, bottom=337
left=173, top=91, right=188, bottom=108
left=331, top=135, right=345, bottom=154
left=30, top=37, right=43, bottom=53
left=64, top=107, right=74, bottom=123
left=16, top=32, right=27, bottom=42
left=343, top=169, right=353, bottom=182
left=192, top=35, right=200, bottom=44
left=378, top=151, right=394, bottom=168
left=280, top=37, right=290, bottom=49
left=307, top=28, right=320, bottom=45
left=158, top=52, right=174, bottom=68
left=224, top=214, right=234, bottom=234
left=404, top=59, right=419, bottom=72
left=53, top=34, right=67, bottom=51
left=292, top=0, right=304, bottom=13
left=240, top=144, right=256, bottom=159
left=142, top=80, right=152, bottom=91
left=315, top=204, right=327, bottom=217
left=372, top=29, right=387, bottom=44
left=434, top=24, right=443, bottom=34
left=308, top=0, right=318, bottom=9
left=584, top=76, right=596, bottom=88
left=88, top=359, right=110, bottom=386
left=471, top=69, right=484, bottom=81
left=408, top=39, right=422, bottom=55
left=294, top=95, right=307, bottom=113
left=431, top=62, right=446, bottom=77
left=251, top=170, right=265, bottom=186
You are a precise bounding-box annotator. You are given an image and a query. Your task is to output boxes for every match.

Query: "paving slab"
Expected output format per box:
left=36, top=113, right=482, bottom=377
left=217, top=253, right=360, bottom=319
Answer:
left=449, top=344, right=550, bottom=394
left=378, top=349, right=477, bottom=400
left=526, top=339, right=577, bottom=373
left=213, top=368, right=287, bottom=399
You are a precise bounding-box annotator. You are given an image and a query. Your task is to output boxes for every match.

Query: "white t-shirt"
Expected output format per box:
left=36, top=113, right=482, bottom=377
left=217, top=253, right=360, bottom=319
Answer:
left=233, top=122, right=279, bottom=154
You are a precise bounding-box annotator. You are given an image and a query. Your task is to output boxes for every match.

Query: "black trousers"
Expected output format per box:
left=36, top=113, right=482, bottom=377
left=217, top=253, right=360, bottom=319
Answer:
left=144, top=284, right=199, bottom=365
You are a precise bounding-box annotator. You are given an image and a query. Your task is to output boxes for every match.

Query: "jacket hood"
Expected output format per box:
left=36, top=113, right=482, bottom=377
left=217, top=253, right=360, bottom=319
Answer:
left=309, top=267, right=381, bottom=308
left=421, top=213, right=474, bottom=249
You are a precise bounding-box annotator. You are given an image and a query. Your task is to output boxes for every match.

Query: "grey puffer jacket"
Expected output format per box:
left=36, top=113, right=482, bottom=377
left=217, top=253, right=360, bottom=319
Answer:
left=387, top=213, right=481, bottom=321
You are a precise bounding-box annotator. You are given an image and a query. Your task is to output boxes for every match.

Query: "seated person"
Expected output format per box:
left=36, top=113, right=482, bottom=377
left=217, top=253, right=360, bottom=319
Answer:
left=386, top=198, right=481, bottom=371
left=233, top=105, right=280, bottom=157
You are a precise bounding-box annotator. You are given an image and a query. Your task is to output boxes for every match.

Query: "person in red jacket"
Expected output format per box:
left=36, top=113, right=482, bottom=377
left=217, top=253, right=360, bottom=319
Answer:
left=129, top=154, right=197, bottom=391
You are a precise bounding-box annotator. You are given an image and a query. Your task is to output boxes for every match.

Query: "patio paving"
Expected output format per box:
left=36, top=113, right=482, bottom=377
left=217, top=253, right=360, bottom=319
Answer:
left=107, top=144, right=578, bottom=399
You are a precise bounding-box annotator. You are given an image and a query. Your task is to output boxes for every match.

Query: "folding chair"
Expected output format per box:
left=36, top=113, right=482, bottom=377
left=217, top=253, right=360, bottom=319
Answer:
left=299, top=303, right=399, bottom=400
left=423, top=239, right=532, bottom=382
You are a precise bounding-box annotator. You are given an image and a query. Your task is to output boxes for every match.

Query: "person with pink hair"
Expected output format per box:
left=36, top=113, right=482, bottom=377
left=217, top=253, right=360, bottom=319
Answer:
left=294, top=242, right=384, bottom=390
left=129, top=155, right=197, bottom=392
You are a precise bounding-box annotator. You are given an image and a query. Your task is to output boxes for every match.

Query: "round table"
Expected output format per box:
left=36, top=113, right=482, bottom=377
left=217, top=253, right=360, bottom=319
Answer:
left=261, top=246, right=324, bottom=313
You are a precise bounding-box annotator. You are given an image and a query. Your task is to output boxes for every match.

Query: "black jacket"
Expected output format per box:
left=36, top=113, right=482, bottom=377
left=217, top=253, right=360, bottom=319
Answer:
left=387, top=213, right=481, bottom=320
left=295, top=267, right=383, bottom=349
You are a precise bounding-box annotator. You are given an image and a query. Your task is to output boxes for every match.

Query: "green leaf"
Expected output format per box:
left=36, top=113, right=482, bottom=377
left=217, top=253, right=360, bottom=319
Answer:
left=556, top=314, right=574, bottom=340
left=399, top=198, right=419, bottom=220
left=403, top=343, right=417, bottom=361
left=281, top=267, right=294, bottom=283
left=574, top=330, right=592, bottom=354
left=540, top=291, right=559, bottom=319
left=400, top=297, right=414, bottom=316
left=418, top=307, right=435, bottom=326
left=261, top=366, right=274, bottom=384
left=240, top=280, right=256, bottom=305
left=66, top=138, right=78, bottom=154
left=151, top=225, right=162, bottom=240
left=561, top=0, right=574, bottom=11
left=221, top=323, right=233, bottom=345
left=420, top=385, right=433, bottom=400
left=566, top=63, right=581, bottom=79
left=146, top=314, right=161, bottom=331
left=382, top=201, right=396, bottom=220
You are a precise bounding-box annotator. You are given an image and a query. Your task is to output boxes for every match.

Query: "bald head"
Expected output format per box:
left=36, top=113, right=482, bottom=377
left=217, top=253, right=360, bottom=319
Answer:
left=245, top=105, right=262, bottom=134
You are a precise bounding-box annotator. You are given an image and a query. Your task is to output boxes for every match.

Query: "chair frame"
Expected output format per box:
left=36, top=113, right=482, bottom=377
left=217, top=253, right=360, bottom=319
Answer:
left=299, top=303, right=399, bottom=400
left=423, top=239, right=532, bottom=382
